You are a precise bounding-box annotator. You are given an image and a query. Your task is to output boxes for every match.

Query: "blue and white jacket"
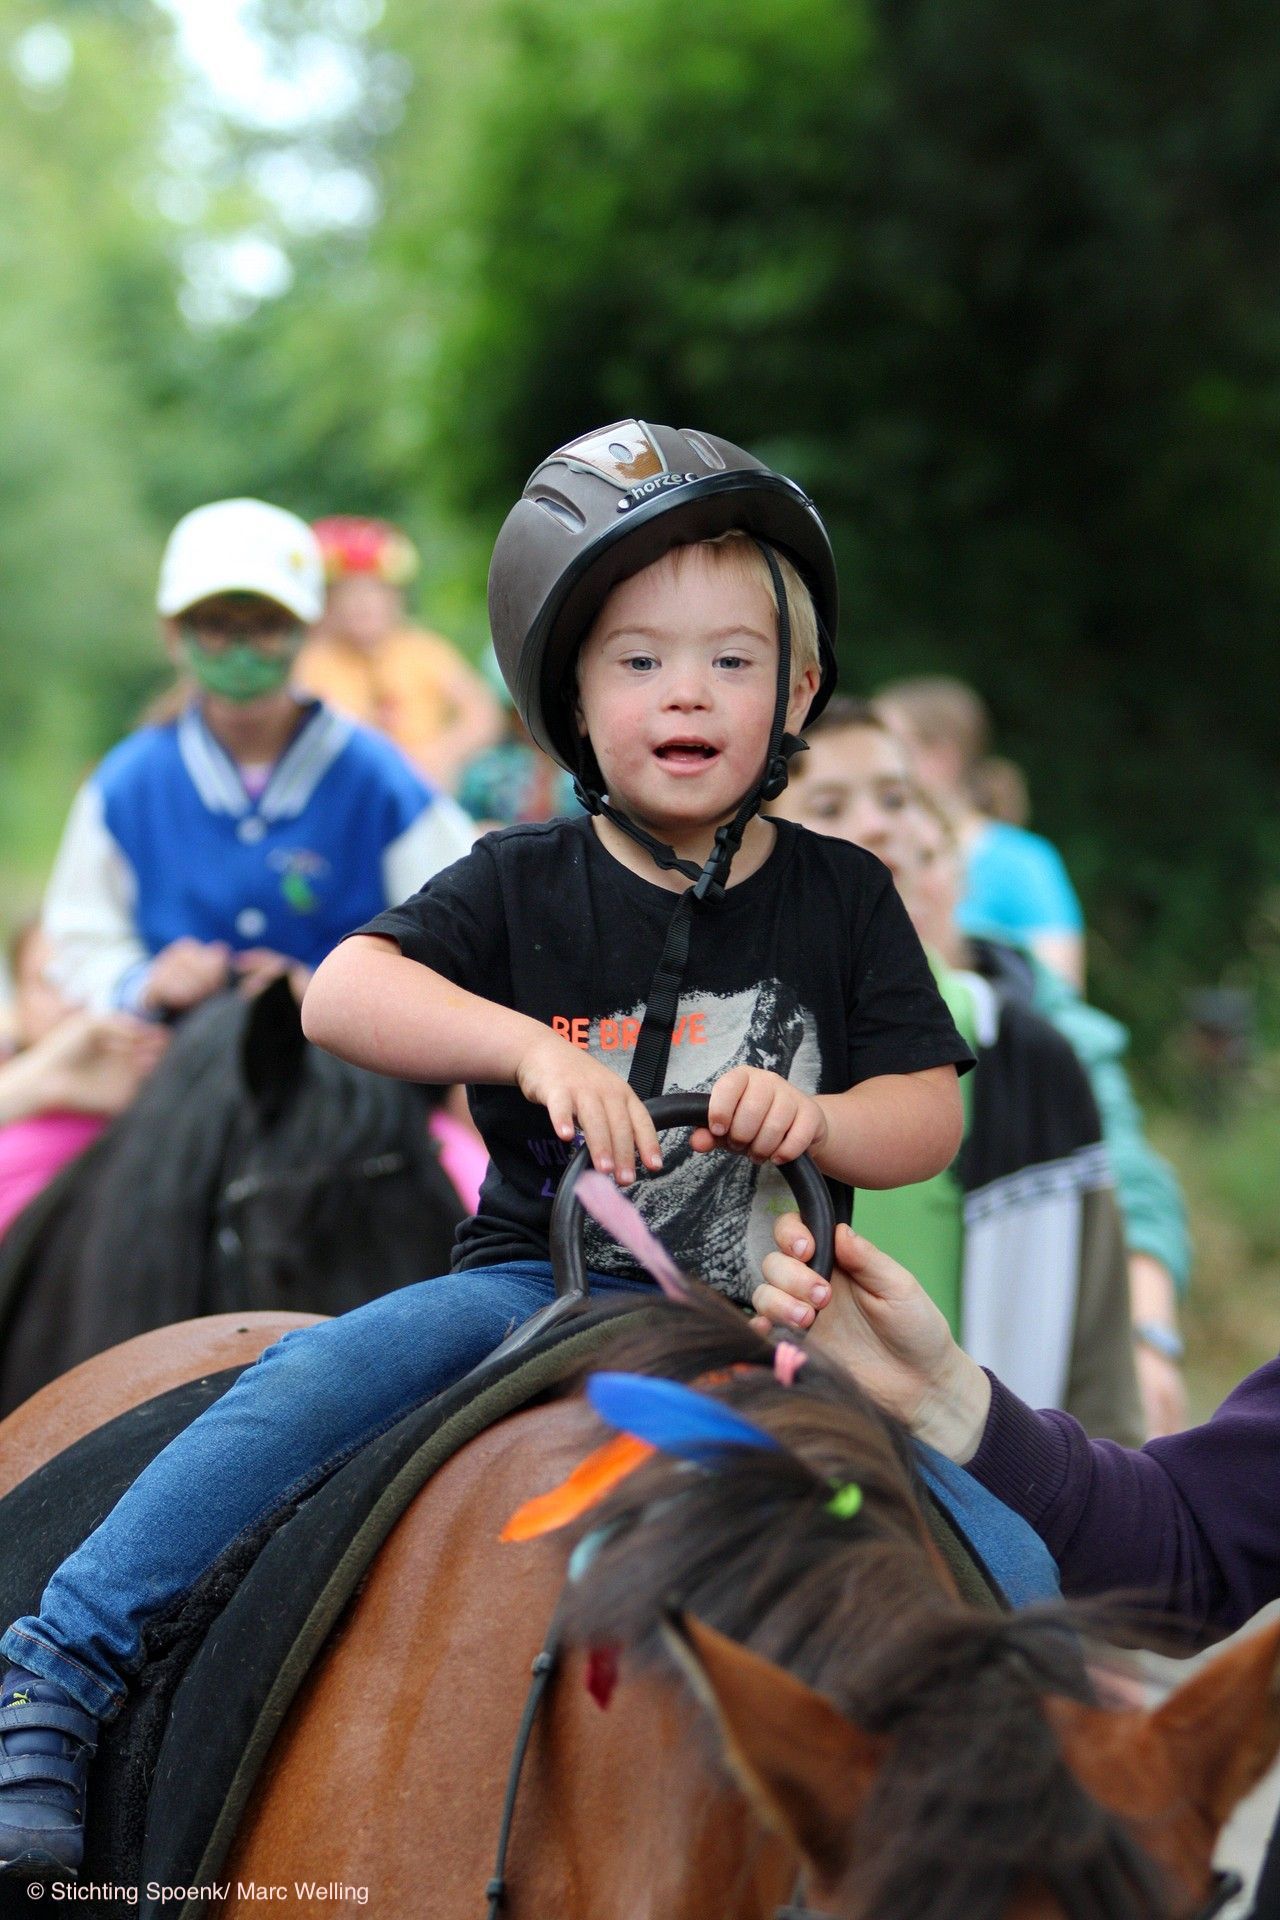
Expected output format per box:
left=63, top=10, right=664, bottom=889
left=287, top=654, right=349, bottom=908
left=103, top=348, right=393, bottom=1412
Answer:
left=43, top=702, right=476, bottom=1011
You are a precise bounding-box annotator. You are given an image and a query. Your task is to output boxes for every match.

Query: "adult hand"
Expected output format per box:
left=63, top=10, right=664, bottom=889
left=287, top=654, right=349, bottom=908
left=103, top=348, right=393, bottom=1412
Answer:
left=32, top=1011, right=168, bottom=1117
left=754, top=1214, right=992, bottom=1463
left=689, top=1066, right=828, bottom=1166
left=515, top=1030, right=663, bottom=1186
left=142, top=939, right=231, bottom=1014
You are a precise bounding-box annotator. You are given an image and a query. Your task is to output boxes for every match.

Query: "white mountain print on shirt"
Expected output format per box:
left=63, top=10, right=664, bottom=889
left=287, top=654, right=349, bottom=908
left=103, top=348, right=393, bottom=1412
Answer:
left=577, top=979, right=823, bottom=1302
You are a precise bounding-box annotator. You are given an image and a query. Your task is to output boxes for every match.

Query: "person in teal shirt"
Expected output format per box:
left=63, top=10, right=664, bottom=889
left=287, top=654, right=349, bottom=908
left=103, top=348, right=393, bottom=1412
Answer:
left=873, top=676, right=1087, bottom=991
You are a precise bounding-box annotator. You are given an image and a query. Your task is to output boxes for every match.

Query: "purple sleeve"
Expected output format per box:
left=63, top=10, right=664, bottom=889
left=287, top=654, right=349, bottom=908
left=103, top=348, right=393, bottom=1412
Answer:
left=966, top=1359, right=1280, bottom=1636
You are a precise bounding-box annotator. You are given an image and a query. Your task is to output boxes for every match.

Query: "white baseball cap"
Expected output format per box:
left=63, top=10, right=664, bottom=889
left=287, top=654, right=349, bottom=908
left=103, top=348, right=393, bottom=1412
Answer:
left=157, top=499, right=325, bottom=623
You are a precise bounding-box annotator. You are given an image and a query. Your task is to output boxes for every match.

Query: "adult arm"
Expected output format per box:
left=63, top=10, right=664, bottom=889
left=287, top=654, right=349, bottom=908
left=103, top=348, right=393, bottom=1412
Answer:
left=969, top=1363, right=1280, bottom=1635
left=0, top=1013, right=167, bottom=1125
left=756, top=1217, right=1280, bottom=1638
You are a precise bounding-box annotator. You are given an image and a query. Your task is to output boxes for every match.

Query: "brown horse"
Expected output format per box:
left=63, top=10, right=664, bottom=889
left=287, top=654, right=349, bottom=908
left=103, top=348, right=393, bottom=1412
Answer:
left=3, top=1298, right=1278, bottom=1920
left=0, top=1312, right=320, bottom=1500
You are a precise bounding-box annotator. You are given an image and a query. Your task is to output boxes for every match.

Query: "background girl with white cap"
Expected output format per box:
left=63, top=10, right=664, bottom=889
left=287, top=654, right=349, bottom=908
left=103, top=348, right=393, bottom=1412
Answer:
left=40, top=497, right=474, bottom=1019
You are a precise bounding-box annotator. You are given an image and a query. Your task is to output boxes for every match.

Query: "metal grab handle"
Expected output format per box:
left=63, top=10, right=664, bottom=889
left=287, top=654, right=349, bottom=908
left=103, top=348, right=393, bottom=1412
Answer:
left=548, top=1092, right=836, bottom=1299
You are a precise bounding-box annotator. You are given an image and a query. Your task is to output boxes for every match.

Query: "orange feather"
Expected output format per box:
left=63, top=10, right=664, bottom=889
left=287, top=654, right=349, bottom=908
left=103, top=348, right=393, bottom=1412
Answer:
left=501, top=1433, right=656, bottom=1542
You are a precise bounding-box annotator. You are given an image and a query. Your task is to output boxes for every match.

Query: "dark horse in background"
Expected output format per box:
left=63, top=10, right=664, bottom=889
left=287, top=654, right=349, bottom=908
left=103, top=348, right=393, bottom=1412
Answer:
left=0, top=977, right=464, bottom=1413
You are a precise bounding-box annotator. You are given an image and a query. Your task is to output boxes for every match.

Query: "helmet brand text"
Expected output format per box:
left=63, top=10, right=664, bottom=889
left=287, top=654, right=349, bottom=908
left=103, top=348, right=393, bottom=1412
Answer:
left=615, top=473, right=699, bottom=513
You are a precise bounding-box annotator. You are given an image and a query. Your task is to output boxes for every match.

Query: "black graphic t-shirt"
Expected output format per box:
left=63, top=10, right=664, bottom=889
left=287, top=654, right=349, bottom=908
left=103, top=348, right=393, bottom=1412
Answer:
left=359, top=814, right=974, bottom=1301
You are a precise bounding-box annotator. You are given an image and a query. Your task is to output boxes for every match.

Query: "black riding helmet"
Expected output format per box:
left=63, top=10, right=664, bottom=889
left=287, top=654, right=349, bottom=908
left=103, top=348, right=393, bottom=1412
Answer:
left=488, top=420, right=841, bottom=1100
left=489, top=420, right=838, bottom=776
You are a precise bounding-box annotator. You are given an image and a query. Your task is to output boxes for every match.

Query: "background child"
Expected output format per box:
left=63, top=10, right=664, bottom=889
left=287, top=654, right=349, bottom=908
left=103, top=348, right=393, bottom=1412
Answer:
left=295, top=514, right=503, bottom=790
left=41, top=499, right=474, bottom=1019
left=873, top=674, right=1087, bottom=989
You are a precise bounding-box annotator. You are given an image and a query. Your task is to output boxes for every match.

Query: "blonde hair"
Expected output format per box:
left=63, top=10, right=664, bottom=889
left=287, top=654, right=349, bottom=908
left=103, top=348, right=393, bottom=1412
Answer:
left=661, top=531, right=821, bottom=686
left=908, top=781, right=962, bottom=854
left=873, top=676, right=991, bottom=770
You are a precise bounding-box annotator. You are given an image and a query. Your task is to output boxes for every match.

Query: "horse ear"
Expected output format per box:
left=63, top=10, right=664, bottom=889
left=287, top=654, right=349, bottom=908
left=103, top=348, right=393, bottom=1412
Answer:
left=1146, top=1615, right=1280, bottom=1828
left=663, top=1613, right=884, bottom=1880
left=240, top=974, right=308, bottom=1120
left=1056, top=1617, right=1280, bottom=1841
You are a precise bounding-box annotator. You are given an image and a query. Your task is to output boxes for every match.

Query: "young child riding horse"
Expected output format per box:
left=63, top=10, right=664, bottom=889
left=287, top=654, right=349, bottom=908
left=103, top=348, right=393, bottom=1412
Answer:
left=40, top=498, right=473, bottom=1020
left=0, top=421, right=972, bottom=1872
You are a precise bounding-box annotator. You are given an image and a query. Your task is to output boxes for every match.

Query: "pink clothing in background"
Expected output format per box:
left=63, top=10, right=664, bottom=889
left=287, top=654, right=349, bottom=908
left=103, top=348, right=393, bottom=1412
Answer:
left=428, top=1109, right=487, bottom=1216
left=0, top=1111, right=106, bottom=1240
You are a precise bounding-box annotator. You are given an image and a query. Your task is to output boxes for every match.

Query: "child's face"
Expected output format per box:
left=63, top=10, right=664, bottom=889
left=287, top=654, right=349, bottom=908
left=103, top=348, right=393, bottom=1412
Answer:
left=324, top=575, right=403, bottom=652
left=163, top=592, right=307, bottom=706
left=773, top=724, right=916, bottom=884
left=576, top=548, right=817, bottom=840
left=901, top=805, right=962, bottom=949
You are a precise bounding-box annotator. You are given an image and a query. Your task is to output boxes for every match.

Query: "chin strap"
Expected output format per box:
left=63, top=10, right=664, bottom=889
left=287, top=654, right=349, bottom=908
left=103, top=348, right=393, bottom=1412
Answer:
left=574, top=542, right=806, bottom=1102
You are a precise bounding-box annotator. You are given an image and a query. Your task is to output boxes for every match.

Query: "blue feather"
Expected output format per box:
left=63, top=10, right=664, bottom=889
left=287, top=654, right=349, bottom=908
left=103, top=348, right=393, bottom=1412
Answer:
left=587, top=1372, right=782, bottom=1464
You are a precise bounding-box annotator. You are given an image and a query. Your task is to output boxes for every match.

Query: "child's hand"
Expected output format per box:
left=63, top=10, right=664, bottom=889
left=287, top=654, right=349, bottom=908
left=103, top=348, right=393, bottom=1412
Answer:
left=36, top=1011, right=169, bottom=1117
left=234, top=948, right=313, bottom=1006
left=142, top=939, right=232, bottom=1014
left=689, top=1066, right=828, bottom=1166
left=515, top=1029, right=664, bottom=1186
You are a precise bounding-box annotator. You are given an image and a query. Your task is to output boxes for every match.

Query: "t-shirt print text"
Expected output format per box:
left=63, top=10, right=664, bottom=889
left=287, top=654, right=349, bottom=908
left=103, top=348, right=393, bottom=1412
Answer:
left=551, top=1013, right=709, bottom=1052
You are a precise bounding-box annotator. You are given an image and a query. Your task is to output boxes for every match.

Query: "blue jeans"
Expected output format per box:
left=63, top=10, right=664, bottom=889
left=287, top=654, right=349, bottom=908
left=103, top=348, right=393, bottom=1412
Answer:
left=0, top=1263, right=650, bottom=1719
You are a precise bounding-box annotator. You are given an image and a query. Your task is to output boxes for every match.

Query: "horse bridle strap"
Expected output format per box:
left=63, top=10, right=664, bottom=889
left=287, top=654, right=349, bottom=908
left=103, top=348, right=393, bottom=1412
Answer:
left=481, top=1603, right=1241, bottom=1920
left=484, top=1612, right=564, bottom=1918
left=483, top=1594, right=821, bottom=1919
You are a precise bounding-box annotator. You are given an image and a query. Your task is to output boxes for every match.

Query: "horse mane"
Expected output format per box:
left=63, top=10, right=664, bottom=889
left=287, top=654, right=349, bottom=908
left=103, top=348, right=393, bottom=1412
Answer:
left=561, top=1297, right=1170, bottom=1920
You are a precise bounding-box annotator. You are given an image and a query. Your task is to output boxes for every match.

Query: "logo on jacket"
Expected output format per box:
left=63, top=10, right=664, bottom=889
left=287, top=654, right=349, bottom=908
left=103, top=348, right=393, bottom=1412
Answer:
left=268, top=848, right=330, bottom=914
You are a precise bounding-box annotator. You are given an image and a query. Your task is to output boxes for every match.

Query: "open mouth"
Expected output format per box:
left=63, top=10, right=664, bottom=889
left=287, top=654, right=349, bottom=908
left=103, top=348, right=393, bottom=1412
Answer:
left=654, top=740, right=719, bottom=764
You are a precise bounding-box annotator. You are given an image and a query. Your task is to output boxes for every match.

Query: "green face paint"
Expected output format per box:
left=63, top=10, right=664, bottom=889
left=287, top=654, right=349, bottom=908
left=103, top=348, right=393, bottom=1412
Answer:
left=181, top=634, right=299, bottom=704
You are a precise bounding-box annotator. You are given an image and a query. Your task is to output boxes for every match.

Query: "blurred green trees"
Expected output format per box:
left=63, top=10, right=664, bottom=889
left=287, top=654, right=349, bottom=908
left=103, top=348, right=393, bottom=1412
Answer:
left=0, top=2, right=172, bottom=846
left=4, top=0, right=1280, bottom=1040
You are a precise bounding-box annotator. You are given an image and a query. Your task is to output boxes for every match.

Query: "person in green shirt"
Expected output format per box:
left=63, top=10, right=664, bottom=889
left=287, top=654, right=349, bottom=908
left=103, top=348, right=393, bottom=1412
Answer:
left=776, top=697, right=1184, bottom=1441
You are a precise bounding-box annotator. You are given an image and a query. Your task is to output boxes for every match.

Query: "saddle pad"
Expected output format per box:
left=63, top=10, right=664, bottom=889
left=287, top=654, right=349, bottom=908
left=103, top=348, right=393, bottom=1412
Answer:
left=0, top=1306, right=648, bottom=1918
left=0, top=1366, right=247, bottom=1624
left=147, top=1305, right=655, bottom=1920
left=0, top=1366, right=252, bottom=1916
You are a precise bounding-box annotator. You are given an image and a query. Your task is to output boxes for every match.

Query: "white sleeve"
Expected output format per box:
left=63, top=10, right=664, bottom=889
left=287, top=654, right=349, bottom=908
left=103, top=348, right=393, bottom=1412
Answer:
left=42, top=783, right=151, bottom=1012
left=381, top=794, right=478, bottom=906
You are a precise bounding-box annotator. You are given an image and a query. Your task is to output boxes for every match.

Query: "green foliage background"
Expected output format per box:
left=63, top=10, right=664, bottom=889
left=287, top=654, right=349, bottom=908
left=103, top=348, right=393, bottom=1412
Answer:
left=4, top=0, right=1280, bottom=1049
